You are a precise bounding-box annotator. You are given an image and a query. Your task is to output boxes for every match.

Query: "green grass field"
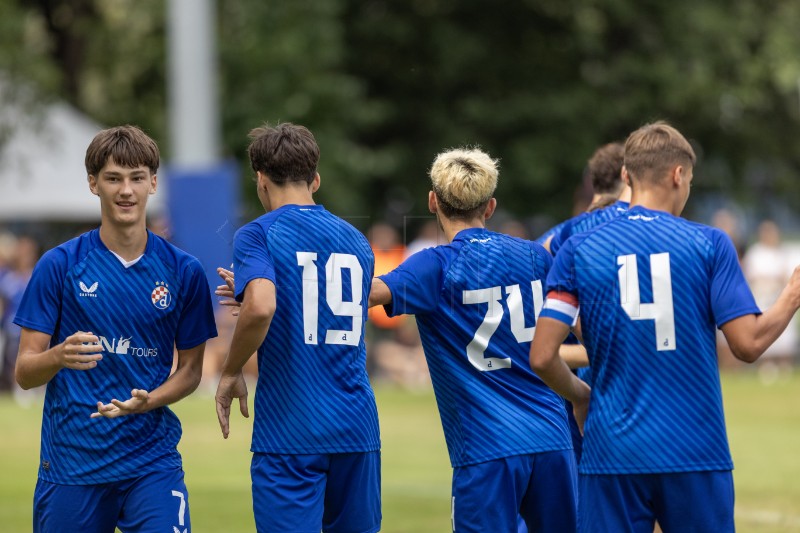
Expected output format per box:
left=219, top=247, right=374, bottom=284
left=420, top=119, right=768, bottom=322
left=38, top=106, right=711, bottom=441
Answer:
left=1, top=372, right=798, bottom=532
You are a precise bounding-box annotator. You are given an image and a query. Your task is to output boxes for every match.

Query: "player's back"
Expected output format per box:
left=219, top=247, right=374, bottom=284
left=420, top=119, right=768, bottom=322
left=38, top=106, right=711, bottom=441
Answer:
left=235, top=204, right=380, bottom=455
left=560, top=205, right=756, bottom=474
left=549, top=200, right=629, bottom=256
left=387, top=228, right=571, bottom=467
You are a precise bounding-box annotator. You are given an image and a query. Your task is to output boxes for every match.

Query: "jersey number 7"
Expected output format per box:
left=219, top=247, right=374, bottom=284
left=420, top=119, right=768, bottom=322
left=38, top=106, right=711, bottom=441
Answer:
left=462, top=280, right=544, bottom=372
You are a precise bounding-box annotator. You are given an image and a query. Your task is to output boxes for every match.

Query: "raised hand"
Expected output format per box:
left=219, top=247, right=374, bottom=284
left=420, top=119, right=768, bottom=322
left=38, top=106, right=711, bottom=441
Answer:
left=216, top=266, right=240, bottom=316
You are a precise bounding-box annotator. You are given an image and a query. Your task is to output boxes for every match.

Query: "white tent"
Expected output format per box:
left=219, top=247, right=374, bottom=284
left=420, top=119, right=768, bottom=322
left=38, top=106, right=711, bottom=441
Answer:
left=0, top=100, right=164, bottom=221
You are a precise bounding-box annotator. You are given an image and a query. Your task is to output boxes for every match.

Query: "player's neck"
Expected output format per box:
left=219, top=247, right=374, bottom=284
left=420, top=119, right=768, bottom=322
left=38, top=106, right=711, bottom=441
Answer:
left=98, top=222, right=148, bottom=260
left=629, top=189, right=678, bottom=215
left=261, top=182, right=316, bottom=211
left=439, top=217, right=485, bottom=243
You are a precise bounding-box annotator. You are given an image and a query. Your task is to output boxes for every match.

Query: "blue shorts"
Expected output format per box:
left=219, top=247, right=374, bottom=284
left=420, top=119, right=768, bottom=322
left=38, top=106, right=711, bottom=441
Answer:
left=452, top=450, right=577, bottom=533
left=578, top=471, right=734, bottom=533
left=34, top=468, right=190, bottom=533
left=251, top=451, right=381, bottom=533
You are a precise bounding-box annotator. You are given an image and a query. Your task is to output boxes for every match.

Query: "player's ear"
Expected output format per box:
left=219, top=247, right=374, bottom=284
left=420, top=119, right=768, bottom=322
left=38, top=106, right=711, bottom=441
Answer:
left=428, top=191, right=438, bottom=214
left=484, top=198, right=497, bottom=220
left=310, top=172, right=321, bottom=193
left=149, top=173, right=158, bottom=195
left=621, top=166, right=630, bottom=187
left=88, top=175, right=99, bottom=196
left=671, top=165, right=683, bottom=188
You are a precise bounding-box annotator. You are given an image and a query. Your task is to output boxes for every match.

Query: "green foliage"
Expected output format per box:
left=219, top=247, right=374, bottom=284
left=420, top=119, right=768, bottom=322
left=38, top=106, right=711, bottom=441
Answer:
left=3, top=0, right=800, bottom=224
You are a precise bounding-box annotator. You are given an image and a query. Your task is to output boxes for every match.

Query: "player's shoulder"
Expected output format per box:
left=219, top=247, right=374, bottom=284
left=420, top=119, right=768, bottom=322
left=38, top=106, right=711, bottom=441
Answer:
left=148, top=231, right=204, bottom=274
left=37, top=229, right=99, bottom=271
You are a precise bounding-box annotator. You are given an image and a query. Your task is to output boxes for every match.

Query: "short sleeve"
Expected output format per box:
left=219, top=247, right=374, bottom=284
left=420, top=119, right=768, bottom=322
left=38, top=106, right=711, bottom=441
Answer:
left=14, top=249, right=66, bottom=336
left=175, top=259, right=218, bottom=350
left=540, top=237, right=580, bottom=325
left=709, top=230, right=760, bottom=327
left=378, top=247, right=444, bottom=316
left=233, top=223, right=276, bottom=302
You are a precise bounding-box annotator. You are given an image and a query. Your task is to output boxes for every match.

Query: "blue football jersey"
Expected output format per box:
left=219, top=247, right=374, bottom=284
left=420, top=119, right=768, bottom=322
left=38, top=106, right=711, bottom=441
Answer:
left=549, top=200, right=629, bottom=256
left=379, top=228, right=572, bottom=468
left=14, top=229, right=217, bottom=484
left=233, top=204, right=380, bottom=454
left=542, top=206, right=760, bottom=474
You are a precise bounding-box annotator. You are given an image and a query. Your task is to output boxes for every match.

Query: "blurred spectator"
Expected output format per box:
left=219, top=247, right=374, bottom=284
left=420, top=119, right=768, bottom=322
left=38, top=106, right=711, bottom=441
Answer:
left=0, top=235, right=40, bottom=392
left=367, top=222, right=429, bottom=388
left=404, top=218, right=444, bottom=259
left=711, top=208, right=746, bottom=259
left=742, top=220, right=797, bottom=382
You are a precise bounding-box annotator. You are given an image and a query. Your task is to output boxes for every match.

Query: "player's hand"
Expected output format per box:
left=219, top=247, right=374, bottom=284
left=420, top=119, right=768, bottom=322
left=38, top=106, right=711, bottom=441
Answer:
left=216, top=267, right=240, bottom=316
left=59, top=331, right=103, bottom=370
left=91, top=389, right=150, bottom=419
left=215, top=372, right=249, bottom=439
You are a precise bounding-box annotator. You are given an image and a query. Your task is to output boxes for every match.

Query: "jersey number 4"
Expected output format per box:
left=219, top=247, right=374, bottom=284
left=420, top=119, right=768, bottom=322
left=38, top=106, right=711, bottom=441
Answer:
left=617, top=252, right=676, bottom=351
left=297, top=252, right=363, bottom=346
left=462, top=281, right=544, bottom=372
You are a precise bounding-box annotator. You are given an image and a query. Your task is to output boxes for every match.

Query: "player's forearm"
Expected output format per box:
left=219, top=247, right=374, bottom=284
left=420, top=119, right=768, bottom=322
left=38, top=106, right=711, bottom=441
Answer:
left=532, top=349, right=590, bottom=404
left=15, top=348, right=62, bottom=389
left=144, top=351, right=205, bottom=411
left=368, top=278, right=392, bottom=308
left=220, top=311, right=270, bottom=377
left=559, top=343, right=589, bottom=369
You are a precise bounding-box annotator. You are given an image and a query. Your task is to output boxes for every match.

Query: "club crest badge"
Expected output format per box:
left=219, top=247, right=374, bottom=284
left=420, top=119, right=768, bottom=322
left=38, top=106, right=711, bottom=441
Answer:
left=151, top=281, right=172, bottom=310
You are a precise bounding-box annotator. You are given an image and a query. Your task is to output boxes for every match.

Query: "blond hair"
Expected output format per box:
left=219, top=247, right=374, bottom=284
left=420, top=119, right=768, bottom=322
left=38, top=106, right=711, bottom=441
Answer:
left=624, top=121, right=696, bottom=184
left=430, top=148, right=498, bottom=217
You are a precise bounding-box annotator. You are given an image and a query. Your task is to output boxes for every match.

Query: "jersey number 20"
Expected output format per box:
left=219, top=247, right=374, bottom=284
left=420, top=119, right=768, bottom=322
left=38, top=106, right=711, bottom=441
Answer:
left=617, top=252, right=676, bottom=351
left=297, top=252, right=363, bottom=346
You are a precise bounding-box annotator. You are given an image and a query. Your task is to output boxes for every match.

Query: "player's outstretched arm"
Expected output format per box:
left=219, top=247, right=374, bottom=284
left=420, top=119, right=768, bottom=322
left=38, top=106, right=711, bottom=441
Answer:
left=91, top=343, right=206, bottom=419
left=368, top=278, right=392, bottom=308
left=216, top=278, right=276, bottom=439
left=721, top=266, right=800, bottom=362
left=530, top=317, right=592, bottom=431
left=15, top=328, right=103, bottom=390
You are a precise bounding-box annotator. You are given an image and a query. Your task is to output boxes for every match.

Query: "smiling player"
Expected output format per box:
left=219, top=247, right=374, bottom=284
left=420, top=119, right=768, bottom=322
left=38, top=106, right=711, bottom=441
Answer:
left=14, top=125, right=217, bottom=533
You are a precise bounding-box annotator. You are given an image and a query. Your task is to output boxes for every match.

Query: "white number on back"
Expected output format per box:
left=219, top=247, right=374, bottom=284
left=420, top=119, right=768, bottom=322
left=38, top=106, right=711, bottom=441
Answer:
left=462, top=280, right=543, bottom=371
left=297, top=252, right=363, bottom=346
left=617, top=253, right=676, bottom=351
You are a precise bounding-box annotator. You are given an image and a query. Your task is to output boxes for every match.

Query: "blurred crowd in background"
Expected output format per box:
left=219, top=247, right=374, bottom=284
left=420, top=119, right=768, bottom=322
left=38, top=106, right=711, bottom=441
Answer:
left=1, top=202, right=798, bottom=404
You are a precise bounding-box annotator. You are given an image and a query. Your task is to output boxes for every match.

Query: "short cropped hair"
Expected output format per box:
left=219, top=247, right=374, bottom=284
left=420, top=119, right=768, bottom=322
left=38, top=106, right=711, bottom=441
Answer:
left=85, top=125, right=159, bottom=176
left=430, top=148, right=498, bottom=219
left=248, top=123, right=319, bottom=185
left=624, top=122, right=696, bottom=184
left=587, top=142, right=624, bottom=195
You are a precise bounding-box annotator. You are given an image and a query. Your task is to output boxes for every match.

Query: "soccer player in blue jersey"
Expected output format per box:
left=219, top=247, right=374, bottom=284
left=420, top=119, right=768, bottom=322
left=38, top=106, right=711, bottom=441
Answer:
left=214, top=123, right=381, bottom=533
left=370, top=148, right=577, bottom=532
left=14, top=125, right=218, bottom=533
left=547, top=142, right=630, bottom=256
left=531, top=121, right=800, bottom=532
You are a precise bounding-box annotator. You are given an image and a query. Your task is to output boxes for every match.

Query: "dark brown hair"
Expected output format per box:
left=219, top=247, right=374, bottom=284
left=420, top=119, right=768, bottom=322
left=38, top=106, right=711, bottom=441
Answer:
left=85, top=125, right=159, bottom=176
left=586, top=142, right=624, bottom=195
left=248, top=123, right=319, bottom=184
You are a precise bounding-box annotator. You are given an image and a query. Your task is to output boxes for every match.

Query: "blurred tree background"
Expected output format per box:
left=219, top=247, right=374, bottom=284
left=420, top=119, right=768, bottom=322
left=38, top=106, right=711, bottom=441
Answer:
left=2, top=0, right=800, bottom=232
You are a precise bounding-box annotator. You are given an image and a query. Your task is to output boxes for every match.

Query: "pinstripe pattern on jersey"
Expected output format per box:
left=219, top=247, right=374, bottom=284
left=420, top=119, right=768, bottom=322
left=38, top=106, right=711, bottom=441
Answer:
left=236, top=205, right=380, bottom=454
left=547, top=206, right=759, bottom=474
left=15, top=230, right=216, bottom=484
left=381, top=228, right=572, bottom=468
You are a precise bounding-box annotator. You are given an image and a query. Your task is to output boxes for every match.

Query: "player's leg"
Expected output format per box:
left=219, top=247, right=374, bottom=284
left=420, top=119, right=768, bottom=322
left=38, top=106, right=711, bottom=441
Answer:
left=322, top=451, right=381, bottom=533
left=251, top=452, right=327, bottom=533
left=520, top=449, right=577, bottom=532
left=33, top=478, right=118, bottom=533
left=116, top=468, right=190, bottom=533
left=451, top=456, right=531, bottom=532
left=654, top=471, right=734, bottom=532
left=578, top=474, right=657, bottom=533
